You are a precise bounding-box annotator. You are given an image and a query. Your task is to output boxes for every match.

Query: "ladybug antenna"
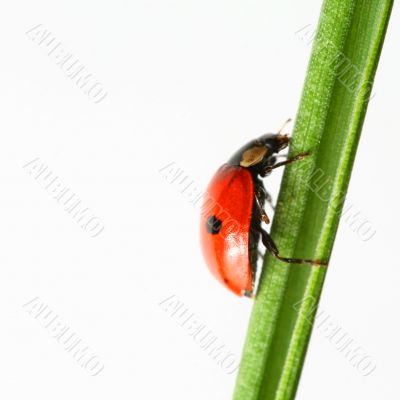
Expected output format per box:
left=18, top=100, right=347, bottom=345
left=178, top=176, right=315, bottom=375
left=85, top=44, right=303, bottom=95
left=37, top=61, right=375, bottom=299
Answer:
left=277, top=118, right=292, bottom=136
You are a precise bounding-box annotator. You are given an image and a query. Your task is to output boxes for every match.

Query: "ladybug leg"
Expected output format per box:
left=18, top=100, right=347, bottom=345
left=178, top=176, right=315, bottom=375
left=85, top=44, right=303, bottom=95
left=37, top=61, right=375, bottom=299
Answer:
left=255, top=196, right=270, bottom=224
left=259, top=184, right=275, bottom=211
left=258, top=227, right=326, bottom=266
left=254, top=182, right=272, bottom=224
left=260, top=152, right=310, bottom=177
left=264, top=190, right=275, bottom=211
left=255, top=179, right=275, bottom=211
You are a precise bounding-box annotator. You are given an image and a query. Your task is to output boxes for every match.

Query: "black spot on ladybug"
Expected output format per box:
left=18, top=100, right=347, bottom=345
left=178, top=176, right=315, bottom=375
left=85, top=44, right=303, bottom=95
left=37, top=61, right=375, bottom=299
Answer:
left=206, top=215, right=222, bottom=234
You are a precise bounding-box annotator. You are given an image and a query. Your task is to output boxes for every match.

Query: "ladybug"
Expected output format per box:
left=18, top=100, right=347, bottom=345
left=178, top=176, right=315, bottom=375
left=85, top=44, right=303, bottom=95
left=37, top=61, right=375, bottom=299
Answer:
left=200, top=120, right=324, bottom=297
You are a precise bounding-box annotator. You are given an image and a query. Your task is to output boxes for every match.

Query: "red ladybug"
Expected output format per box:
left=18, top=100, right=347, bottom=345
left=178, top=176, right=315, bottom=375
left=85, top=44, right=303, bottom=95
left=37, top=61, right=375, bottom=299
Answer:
left=200, top=121, right=324, bottom=297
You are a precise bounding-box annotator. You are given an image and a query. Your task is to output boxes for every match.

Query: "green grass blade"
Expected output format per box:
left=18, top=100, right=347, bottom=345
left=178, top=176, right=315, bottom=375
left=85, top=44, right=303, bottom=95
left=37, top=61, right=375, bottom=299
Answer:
left=233, top=1, right=394, bottom=399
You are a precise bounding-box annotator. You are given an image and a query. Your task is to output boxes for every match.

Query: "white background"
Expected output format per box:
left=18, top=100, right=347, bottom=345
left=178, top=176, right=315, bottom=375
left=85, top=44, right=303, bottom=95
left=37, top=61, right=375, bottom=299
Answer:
left=1, top=1, right=399, bottom=399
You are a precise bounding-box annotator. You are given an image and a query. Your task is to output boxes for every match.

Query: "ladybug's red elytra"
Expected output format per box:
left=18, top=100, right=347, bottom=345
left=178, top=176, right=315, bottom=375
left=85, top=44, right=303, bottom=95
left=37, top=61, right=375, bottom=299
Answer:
left=200, top=120, right=325, bottom=297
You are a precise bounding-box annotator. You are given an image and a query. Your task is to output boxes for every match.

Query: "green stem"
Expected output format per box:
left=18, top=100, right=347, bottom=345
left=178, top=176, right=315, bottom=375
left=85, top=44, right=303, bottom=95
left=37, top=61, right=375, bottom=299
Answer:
left=233, top=1, right=394, bottom=399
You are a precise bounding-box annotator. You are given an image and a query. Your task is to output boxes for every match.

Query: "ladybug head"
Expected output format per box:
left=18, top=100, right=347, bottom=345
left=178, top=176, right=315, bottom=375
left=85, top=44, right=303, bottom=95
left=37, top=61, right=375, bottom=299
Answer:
left=256, top=132, right=290, bottom=154
left=227, top=120, right=292, bottom=168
